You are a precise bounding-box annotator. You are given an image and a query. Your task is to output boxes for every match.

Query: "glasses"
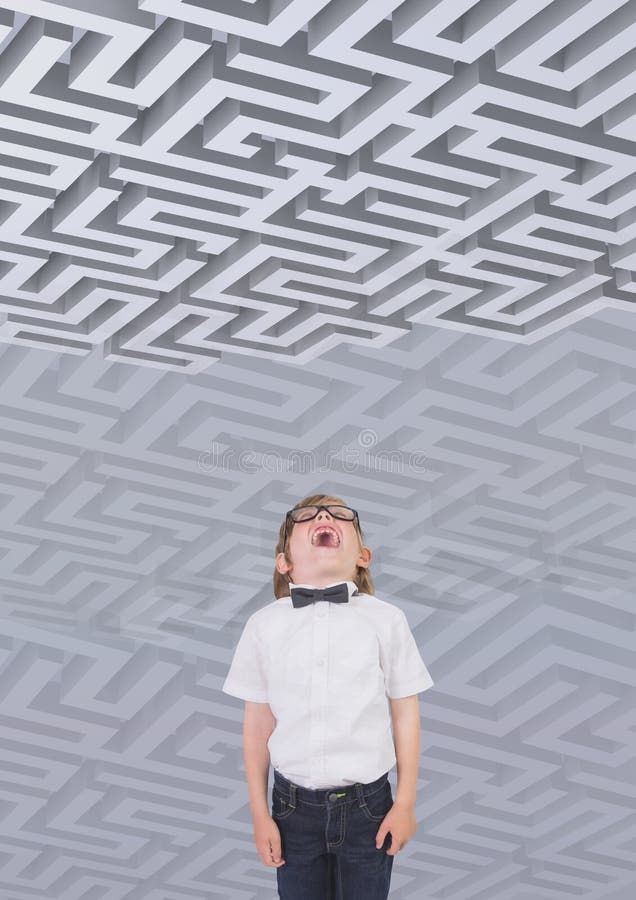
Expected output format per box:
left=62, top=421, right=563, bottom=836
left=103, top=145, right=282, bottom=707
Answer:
left=283, top=504, right=361, bottom=548
left=288, top=505, right=357, bottom=523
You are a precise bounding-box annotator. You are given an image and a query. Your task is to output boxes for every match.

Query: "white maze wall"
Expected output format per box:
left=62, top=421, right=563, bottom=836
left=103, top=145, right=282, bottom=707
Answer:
left=0, top=1, right=635, bottom=368
left=0, top=2, right=635, bottom=900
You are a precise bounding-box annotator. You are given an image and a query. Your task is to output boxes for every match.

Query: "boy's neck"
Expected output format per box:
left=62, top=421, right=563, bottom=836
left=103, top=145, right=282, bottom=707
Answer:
left=290, top=574, right=355, bottom=589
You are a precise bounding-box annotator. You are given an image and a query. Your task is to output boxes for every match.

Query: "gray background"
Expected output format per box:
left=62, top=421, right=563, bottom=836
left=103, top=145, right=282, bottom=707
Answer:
left=0, top=1, right=635, bottom=898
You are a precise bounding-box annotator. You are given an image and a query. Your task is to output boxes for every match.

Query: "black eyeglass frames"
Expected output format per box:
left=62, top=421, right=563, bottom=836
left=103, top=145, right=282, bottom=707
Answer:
left=283, top=505, right=361, bottom=548
left=288, top=504, right=358, bottom=523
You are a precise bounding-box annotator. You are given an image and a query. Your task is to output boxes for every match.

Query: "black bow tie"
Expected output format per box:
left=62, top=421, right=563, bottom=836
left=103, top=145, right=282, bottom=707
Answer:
left=290, top=582, right=357, bottom=609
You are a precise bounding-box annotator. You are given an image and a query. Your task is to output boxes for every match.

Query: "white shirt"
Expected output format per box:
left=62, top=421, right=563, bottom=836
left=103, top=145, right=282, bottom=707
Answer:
left=221, top=580, right=434, bottom=789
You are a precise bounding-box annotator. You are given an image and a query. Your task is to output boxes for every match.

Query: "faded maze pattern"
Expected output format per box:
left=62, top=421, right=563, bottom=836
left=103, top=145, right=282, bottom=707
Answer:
left=0, top=1, right=635, bottom=369
left=0, top=3, right=636, bottom=900
left=1, top=318, right=635, bottom=900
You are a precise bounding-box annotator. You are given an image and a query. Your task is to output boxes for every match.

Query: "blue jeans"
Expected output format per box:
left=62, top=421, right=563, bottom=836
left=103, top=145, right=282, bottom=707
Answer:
left=272, top=768, right=394, bottom=900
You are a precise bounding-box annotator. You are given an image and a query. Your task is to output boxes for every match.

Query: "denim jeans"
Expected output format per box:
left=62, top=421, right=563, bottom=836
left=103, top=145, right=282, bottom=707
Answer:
left=271, top=768, right=394, bottom=900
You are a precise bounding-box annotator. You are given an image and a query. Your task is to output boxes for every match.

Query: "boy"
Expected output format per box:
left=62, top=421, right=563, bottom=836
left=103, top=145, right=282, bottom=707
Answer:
left=222, top=493, right=434, bottom=899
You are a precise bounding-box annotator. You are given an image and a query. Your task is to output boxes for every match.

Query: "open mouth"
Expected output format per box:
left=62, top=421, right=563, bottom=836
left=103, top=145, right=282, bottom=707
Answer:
left=311, top=525, right=340, bottom=547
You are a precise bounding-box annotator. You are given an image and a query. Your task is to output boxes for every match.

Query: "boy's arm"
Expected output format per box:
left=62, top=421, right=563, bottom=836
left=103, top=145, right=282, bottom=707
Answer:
left=390, top=695, right=421, bottom=808
left=243, top=701, right=276, bottom=819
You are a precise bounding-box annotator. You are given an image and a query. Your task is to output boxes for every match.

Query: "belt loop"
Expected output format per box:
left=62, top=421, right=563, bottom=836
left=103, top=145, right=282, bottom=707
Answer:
left=289, top=782, right=297, bottom=809
left=355, top=782, right=365, bottom=808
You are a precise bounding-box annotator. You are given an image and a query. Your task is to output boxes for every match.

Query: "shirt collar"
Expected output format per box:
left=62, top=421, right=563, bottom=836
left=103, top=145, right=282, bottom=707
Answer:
left=286, top=580, right=359, bottom=600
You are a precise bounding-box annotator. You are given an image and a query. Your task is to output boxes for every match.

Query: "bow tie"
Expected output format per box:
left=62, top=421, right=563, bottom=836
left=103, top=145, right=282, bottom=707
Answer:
left=290, top=582, right=357, bottom=609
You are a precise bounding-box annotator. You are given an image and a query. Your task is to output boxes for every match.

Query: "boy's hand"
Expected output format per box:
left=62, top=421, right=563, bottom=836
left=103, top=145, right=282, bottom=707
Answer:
left=254, top=813, right=286, bottom=867
left=375, top=800, right=417, bottom=856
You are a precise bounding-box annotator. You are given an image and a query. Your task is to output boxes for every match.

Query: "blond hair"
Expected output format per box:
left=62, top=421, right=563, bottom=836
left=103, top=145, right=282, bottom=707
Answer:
left=273, top=492, right=374, bottom=599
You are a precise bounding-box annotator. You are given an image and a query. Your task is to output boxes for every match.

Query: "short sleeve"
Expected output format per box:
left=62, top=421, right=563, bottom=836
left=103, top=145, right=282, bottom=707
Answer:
left=221, top=616, right=269, bottom=703
left=383, top=608, right=434, bottom=699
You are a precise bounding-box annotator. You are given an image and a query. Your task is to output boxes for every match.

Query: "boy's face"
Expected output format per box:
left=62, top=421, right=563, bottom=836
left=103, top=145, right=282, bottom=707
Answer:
left=275, top=505, right=371, bottom=588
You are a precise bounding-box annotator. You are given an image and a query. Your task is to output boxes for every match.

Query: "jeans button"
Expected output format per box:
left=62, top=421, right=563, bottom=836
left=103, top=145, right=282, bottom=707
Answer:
left=328, top=792, right=338, bottom=802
